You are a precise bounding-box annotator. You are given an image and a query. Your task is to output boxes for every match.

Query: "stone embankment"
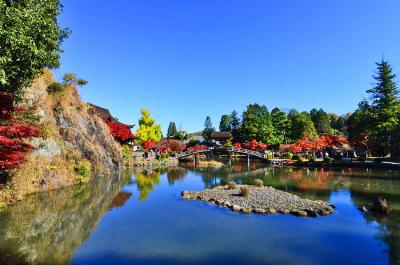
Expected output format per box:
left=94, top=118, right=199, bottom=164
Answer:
left=182, top=184, right=335, bottom=217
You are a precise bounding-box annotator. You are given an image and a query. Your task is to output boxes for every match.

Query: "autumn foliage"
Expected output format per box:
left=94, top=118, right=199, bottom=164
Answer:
left=187, top=145, right=208, bottom=151
left=142, top=140, right=157, bottom=150
left=242, top=139, right=268, bottom=151
left=157, top=139, right=186, bottom=153
left=105, top=119, right=134, bottom=144
left=289, top=134, right=349, bottom=153
left=0, top=93, right=41, bottom=170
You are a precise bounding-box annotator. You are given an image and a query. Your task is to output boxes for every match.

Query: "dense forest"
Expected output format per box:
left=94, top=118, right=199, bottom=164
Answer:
left=196, top=60, right=399, bottom=157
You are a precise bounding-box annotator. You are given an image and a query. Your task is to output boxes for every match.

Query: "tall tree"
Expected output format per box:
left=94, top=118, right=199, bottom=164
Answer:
left=202, top=116, right=215, bottom=141
left=230, top=110, right=241, bottom=141
left=219, top=114, right=232, bottom=132
left=288, top=109, right=317, bottom=141
left=136, top=109, right=162, bottom=143
left=241, top=104, right=274, bottom=143
left=347, top=100, right=374, bottom=152
left=0, top=0, right=69, bottom=100
left=271, top=107, right=290, bottom=144
left=367, top=59, right=400, bottom=155
left=310, top=108, right=332, bottom=135
left=329, top=113, right=347, bottom=134
left=167, top=122, right=177, bottom=138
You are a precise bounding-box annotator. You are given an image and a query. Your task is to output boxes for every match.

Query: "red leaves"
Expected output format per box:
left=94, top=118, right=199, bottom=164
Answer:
left=157, top=139, right=186, bottom=153
left=187, top=145, right=207, bottom=151
left=0, top=93, right=41, bottom=170
left=233, top=142, right=242, bottom=148
left=142, top=140, right=157, bottom=150
left=242, top=139, right=268, bottom=151
left=0, top=125, right=41, bottom=138
left=289, top=134, right=350, bottom=153
left=105, top=120, right=134, bottom=143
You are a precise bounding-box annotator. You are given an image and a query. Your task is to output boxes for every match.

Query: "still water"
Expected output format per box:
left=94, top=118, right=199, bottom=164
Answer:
left=1, top=163, right=400, bottom=265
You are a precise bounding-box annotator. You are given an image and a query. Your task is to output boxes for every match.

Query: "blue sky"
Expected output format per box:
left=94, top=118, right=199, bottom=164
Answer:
left=55, top=0, right=400, bottom=133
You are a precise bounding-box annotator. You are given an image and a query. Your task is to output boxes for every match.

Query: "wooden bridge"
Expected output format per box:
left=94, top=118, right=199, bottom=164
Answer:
left=176, top=147, right=269, bottom=163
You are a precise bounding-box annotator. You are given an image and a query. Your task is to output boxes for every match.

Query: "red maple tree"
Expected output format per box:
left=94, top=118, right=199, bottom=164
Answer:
left=105, top=119, right=134, bottom=143
left=0, top=93, right=41, bottom=170
left=157, top=139, right=186, bottom=153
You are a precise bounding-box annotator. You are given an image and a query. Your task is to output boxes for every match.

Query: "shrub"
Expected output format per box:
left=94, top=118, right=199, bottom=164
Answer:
left=228, top=181, right=237, bottom=189
left=121, top=145, right=133, bottom=163
left=285, top=152, right=293, bottom=160
left=240, top=186, right=250, bottom=197
left=292, top=154, right=300, bottom=160
left=160, top=152, right=169, bottom=159
left=254, top=179, right=264, bottom=187
left=74, top=160, right=91, bottom=183
left=47, top=82, right=63, bottom=94
left=188, top=138, right=200, bottom=147
left=224, top=139, right=233, bottom=147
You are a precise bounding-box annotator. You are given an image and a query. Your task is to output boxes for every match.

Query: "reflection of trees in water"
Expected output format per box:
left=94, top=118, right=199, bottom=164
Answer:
left=349, top=178, right=400, bottom=265
left=367, top=213, right=400, bottom=265
left=167, top=167, right=188, bottom=185
left=134, top=169, right=164, bottom=201
left=0, top=172, right=131, bottom=265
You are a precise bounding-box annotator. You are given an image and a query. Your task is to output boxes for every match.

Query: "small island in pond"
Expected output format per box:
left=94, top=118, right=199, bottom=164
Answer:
left=182, top=181, right=335, bottom=217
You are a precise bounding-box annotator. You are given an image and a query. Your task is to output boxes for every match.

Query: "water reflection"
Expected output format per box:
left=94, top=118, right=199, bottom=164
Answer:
left=134, top=169, right=163, bottom=201
left=0, top=164, right=399, bottom=265
left=0, top=171, right=132, bottom=265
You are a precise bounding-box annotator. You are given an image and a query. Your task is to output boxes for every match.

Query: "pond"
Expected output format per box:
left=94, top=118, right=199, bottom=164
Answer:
left=1, top=163, right=400, bottom=265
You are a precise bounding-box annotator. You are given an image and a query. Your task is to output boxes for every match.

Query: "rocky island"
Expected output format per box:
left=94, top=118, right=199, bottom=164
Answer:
left=182, top=182, right=335, bottom=217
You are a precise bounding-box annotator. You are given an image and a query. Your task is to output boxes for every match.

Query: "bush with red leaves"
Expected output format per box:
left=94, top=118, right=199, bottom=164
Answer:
left=142, top=140, right=157, bottom=150
left=187, top=145, right=207, bottom=152
left=157, top=139, right=186, bottom=153
left=233, top=142, right=242, bottom=148
left=105, top=120, right=134, bottom=144
left=242, top=139, right=268, bottom=151
left=289, top=134, right=350, bottom=153
left=0, top=93, right=41, bottom=170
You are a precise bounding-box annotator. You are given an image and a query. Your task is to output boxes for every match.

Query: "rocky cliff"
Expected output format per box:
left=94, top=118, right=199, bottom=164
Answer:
left=0, top=72, right=123, bottom=204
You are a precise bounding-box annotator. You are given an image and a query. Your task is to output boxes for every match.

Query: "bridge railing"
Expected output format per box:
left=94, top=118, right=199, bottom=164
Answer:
left=176, top=147, right=268, bottom=160
left=227, top=147, right=268, bottom=159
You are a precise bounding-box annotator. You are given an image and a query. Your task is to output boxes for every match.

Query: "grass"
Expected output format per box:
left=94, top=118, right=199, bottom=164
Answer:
left=254, top=179, right=264, bottom=187
left=240, top=186, right=250, bottom=197
left=228, top=181, right=237, bottom=189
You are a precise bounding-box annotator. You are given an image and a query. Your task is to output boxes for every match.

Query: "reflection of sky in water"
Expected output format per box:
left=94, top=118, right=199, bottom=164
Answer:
left=70, top=168, right=396, bottom=265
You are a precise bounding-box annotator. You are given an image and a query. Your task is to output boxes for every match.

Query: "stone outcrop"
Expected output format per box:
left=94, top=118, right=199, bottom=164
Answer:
left=1, top=73, right=123, bottom=204
left=182, top=185, right=335, bottom=217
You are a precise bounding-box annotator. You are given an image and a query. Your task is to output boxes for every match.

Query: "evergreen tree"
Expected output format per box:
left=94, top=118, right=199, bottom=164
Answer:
left=241, top=104, right=274, bottom=143
left=310, top=108, right=332, bottom=135
left=347, top=100, right=374, bottom=152
left=219, top=114, right=232, bottom=131
left=167, top=122, right=177, bottom=138
left=329, top=113, right=347, bottom=134
left=367, top=59, right=400, bottom=155
left=230, top=110, right=241, bottom=141
left=287, top=109, right=317, bottom=141
left=202, top=116, right=215, bottom=141
left=136, top=109, right=162, bottom=143
left=271, top=107, right=290, bottom=144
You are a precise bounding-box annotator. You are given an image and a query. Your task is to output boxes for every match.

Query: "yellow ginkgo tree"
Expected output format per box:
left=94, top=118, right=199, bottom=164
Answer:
left=136, top=109, right=162, bottom=144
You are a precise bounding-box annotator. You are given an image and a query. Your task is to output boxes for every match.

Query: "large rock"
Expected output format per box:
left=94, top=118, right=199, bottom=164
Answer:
left=372, top=197, right=392, bottom=215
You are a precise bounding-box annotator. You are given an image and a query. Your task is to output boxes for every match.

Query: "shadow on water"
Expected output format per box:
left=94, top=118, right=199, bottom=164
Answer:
left=0, top=163, right=400, bottom=265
